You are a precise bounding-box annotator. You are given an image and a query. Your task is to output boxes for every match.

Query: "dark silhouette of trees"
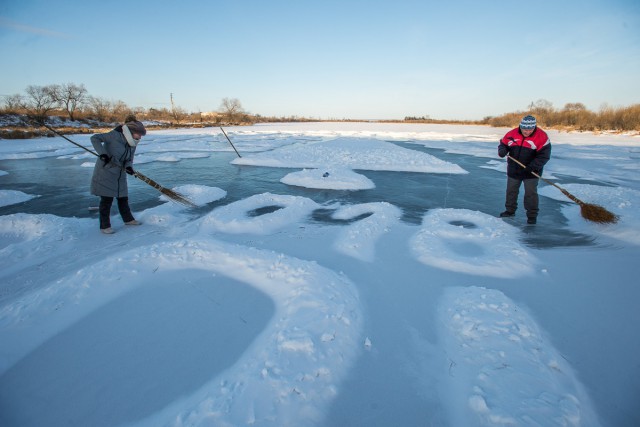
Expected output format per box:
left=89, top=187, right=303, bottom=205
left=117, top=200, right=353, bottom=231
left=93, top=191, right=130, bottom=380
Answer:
left=54, top=83, right=88, bottom=121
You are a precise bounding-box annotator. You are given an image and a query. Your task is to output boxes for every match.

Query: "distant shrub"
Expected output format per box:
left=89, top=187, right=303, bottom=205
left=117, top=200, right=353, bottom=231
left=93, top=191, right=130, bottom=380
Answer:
left=482, top=102, right=640, bottom=132
left=0, top=129, right=45, bottom=139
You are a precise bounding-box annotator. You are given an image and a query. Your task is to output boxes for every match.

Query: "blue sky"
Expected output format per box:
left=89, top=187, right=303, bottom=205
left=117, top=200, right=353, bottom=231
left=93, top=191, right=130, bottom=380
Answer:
left=1, top=0, right=638, bottom=120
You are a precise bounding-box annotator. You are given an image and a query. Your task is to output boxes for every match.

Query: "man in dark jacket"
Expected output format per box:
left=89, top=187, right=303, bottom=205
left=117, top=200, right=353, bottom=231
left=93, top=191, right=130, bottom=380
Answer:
left=498, top=115, right=551, bottom=224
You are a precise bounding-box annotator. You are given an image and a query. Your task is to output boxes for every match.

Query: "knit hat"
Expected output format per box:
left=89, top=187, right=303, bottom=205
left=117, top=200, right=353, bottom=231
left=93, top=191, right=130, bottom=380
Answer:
left=520, top=115, right=537, bottom=130
left=124, top=115, right=146, bottom=136
left=125, top=120, right=146, bottom=136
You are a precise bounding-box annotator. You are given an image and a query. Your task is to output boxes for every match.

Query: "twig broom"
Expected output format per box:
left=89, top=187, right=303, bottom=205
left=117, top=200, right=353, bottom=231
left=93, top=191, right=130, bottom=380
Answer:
left=127, top=170, right=197, bottom=208
left=34, top=120, right=197, bottom=208
left=507, top=155, right=618, bottom=224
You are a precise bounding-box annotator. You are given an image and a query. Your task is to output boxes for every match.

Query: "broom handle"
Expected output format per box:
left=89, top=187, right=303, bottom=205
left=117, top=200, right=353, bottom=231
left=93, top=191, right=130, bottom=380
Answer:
left=33, top=120, right=99, bottom=157
left=132, top=170, right=196, bottom=207
left=220, top=127, right=242, bottom=158
left=506, top=155, right=546, bottom=182
left=506, top=155, right=586, bottom=206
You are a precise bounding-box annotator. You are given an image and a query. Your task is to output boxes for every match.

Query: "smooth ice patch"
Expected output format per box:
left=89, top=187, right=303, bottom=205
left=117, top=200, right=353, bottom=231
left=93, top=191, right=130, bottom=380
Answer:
left=438, top=286, right=600, bottom=427
left=410, top=209, right=534, bottom=278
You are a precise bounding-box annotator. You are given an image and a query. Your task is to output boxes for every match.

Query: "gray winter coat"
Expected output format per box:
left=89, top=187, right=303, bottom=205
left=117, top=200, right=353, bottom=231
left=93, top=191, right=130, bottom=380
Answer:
left=90, top=126, right=136, bottom=198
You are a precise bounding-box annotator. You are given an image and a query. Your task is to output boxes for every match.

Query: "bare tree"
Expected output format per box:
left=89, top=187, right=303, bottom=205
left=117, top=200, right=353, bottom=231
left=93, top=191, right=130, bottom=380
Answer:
left=111, top=100, right=131, bottom=122
left=219, top=97, right=244, bottom=123
left=147, top=107, right=173, bottom=121
left=563, top=102, right=587, bottom=111
left=528, top=99, right=554, bottom=113
left=87, top=96, right=112, bottom=122
left=2, top=94, right=25, bottom=114
left=24, top=84, right=59, bottom=121
left=54, top=83, right=88, bottom=121
left=171, top=105, right=188, bottom=123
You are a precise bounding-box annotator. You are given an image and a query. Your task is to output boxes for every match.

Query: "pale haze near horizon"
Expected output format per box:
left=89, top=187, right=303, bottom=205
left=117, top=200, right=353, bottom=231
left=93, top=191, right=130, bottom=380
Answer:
left=0, top=0, right=638, bottom=120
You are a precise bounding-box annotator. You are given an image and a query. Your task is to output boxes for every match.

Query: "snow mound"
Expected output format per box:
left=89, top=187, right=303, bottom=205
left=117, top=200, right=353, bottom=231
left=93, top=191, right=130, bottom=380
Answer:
left=138, top=185, right=228, bottom=228
left=0, top=213, right=84, bottom=244
left=159, top=184, right=227, bottom=206
left=281, top=167, right=375, bottom=190
left=410, top=209, right=535, bottom=278
left=332, top=202, right=402, bottom=262
left=232, top=137, right=468, bottom=174
left=134, top=152, right=211, bottom=164
left=200, top=193, right=320, bottom=234
left=0, top=214, right=90, bottom=279
left=438, top=286, right=600, bottom=427
left=539, top=183, right=640, bottom=245
left=0, top=238, right=363, bottom=426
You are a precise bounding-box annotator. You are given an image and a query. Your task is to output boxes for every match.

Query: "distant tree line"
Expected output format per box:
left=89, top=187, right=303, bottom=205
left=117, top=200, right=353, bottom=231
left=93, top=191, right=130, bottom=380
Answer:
left=407, top=99, right=640, bottom=132
left=0, top=83, right=258, bottom=126
left=482, top=99, right=640, bottom=132
left=3, top=85, right=639, bottom=133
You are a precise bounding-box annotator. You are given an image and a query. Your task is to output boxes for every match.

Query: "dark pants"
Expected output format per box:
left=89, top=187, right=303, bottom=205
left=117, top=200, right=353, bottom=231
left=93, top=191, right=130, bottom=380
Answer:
left=505, top=177, right=539, bottom=218
left=99, top=196, right=135, bottom=229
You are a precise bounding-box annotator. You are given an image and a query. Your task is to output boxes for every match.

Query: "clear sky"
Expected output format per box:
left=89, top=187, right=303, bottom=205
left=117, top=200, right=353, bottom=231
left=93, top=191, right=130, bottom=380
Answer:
left=1, top=0, right=638, bottom=120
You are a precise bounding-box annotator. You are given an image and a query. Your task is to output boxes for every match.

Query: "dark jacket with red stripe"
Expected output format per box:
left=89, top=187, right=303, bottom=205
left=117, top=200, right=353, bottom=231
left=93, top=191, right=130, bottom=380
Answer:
left=498, top=127, right=551, bottom=179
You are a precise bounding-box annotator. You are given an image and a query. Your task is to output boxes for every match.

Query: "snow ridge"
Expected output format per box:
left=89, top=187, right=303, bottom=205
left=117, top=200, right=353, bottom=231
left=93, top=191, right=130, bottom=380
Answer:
left=438, top=286, right=600, bottom=427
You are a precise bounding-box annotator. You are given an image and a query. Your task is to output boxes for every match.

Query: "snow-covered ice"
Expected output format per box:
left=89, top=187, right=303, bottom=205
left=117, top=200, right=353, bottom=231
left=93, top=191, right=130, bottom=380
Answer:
left=281, top=167, right=375, bottom=190
left=232, top=137, right=468, bottom=174
left=411, top=208, right=535, bottom=279
left=0, top=189, right=38, bottom=208
left=0, top=122, right=639, bottom=427
left=439, top=286, right=599, bottom=426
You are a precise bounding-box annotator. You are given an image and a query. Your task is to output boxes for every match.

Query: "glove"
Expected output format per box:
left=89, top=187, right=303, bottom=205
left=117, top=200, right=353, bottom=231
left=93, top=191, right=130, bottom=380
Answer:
left=99, top=154, right=111, bottom=165
left=498, top=142, right=509, bottom=158
left=125, top=166, right=135, bottom=175
left=524, top=165, right=538, bottom=175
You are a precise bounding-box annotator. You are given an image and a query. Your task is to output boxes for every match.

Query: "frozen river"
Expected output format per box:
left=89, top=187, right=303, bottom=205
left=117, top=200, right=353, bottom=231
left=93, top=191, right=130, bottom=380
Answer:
left=1, top=122, right=639, bottom=426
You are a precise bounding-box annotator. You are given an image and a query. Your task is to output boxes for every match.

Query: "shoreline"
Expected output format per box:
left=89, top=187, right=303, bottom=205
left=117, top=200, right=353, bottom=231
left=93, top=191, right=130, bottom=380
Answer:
left=1, top=113, right=639, bottom=140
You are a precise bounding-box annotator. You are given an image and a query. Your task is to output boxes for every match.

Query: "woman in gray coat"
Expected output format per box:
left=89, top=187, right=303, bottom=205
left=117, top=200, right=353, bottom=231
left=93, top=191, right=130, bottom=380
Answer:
left=90, top=116, right=147, bottom=234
